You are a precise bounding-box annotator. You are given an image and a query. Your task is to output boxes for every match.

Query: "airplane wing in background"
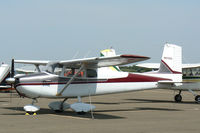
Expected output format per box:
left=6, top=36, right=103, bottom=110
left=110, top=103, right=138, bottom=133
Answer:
left=182, top=64, right=200, bottom=69
left=136, top=63, right=160, bottom=69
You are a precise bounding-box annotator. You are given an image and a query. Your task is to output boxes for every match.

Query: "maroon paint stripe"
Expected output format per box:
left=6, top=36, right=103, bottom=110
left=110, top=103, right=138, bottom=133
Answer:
left=16, top=73, right=170, bottom=87
left=121, top=55, right=150, bottom=59
left=161, top=60, right=182, bottom=74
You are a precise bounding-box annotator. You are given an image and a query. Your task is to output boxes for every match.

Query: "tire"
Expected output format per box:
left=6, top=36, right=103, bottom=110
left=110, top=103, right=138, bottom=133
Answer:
left=195, top=95, right=200, bottom=103
left=174, top=94, right=182, bottom=102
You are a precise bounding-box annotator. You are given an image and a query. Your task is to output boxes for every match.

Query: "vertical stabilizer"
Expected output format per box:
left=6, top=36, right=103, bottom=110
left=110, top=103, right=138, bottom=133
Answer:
left=159, top=44, right=182, bottom=74
left=158, top=43, right=182, bottom=82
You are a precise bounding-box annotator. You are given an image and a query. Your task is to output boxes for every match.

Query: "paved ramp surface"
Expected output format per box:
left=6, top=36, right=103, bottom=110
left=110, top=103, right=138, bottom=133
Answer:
left=0, top=90, right=200, bottom=133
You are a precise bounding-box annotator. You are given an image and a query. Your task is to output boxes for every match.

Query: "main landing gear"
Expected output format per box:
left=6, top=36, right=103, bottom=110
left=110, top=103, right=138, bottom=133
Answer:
left=188, top=89, right=200, bottom=103
left=48, top=96, right=95, bottom=115
left=174, top=90, right=200, bottom=103
left=174, top=90, right=182, bottom=102
left=70, top=96, right=95, bottom=115
left=48, top=98, right=70, bottom=113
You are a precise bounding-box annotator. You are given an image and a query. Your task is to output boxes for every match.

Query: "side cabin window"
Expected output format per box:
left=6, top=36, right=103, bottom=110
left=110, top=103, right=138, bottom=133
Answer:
left=86, top=69, right=97, bottom=78
left=64, top=68, right=84, bottom=77
left=50, top=65, right=97, bottom=78
left=61, top=68, right=85, bottom=77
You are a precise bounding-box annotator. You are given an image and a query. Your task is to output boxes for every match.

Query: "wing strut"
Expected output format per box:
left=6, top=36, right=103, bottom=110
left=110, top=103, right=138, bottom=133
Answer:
left=35, top=65, right=41, bottom=72
left=56, top=64, right=85, bottom=96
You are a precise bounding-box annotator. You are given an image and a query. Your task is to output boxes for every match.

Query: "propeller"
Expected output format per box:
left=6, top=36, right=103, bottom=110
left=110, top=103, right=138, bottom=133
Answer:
left=11, top=59, right=15, bottom=78
left=7, top=59, right=15, bottom=103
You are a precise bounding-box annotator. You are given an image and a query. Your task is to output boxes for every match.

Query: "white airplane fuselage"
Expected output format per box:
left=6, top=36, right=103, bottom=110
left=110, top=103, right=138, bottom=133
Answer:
left=15, top=67, right=179, bottom=99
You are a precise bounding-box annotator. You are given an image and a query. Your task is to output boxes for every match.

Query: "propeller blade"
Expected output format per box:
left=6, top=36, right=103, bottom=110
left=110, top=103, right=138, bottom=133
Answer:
left=11, top=59, right=15, bottom=78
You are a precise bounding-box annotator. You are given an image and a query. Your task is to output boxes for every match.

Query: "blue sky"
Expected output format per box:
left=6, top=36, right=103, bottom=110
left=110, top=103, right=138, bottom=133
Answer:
left=0, top=0, right=200, bottom=64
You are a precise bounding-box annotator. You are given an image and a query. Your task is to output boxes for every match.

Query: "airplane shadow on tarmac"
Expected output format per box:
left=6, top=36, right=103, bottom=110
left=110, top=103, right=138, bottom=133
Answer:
left=95, top=107, right=182, bottom=113
left=1, top=107, right=125, bottom=119
left=0, top=100, right=9, bottom=102
left=125, top=98, right=198, bottom=105
left=1, top=105, right=182, bottom=119
left=2, top=98, right=191, bottom=119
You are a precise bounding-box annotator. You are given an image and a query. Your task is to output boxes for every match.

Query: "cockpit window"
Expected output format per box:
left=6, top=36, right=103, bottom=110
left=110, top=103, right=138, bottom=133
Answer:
left=46, top=64, right=97, bottom=78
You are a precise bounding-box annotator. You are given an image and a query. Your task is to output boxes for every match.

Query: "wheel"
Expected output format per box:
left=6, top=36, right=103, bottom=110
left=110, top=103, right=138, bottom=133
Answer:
left=195, top=95, right=200, bottom=103
left=26, top=111, right=35, bottom=115
left=174, top=94, right=182, bottom=102
left=77, top=111, right=86, bottom=115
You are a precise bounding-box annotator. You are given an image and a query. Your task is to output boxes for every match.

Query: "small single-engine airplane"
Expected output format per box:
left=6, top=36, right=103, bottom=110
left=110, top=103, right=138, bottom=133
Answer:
left=0, top=64, right=13, bottom=91
left=6, top=44, right=190, bottom=115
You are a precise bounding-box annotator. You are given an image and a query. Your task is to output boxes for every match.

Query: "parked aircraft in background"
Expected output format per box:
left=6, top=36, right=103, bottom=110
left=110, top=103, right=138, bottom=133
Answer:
left=136, top=63, right=200, bottom=82
left=0, top=64, right=13, bottom=91
left=136, top=57, right=200, bottom=102
left=5, top=43, right=188, bottom=115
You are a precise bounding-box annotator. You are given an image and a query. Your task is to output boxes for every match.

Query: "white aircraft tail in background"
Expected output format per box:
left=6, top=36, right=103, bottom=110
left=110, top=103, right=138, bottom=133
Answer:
left=158, top=44, right=182, bottom=82
left=137, top=44, right=200, bottom=103
left=141, top=44, right=182, bottom=83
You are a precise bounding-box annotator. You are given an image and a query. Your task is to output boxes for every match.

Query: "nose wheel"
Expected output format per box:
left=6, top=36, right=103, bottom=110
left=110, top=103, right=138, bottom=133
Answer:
left=24, top=99, right=40, bottom=115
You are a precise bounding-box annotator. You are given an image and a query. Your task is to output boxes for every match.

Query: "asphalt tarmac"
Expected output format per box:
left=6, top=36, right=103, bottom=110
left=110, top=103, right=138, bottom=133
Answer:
left=0, top=89, right=200, bottom=133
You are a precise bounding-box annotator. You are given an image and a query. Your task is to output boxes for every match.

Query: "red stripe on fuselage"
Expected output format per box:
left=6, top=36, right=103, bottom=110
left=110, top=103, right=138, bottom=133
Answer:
left=161, top=60, right=182, bottom=74
left=107, top=73, right=170, bottom=82
left=16, top=73, right=170, bottom=87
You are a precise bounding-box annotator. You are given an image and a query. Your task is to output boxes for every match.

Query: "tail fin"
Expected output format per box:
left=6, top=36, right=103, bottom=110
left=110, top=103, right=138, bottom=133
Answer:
left=158, top=43, right=182, bottom=82
left=100, top=49, right=121, bottom=72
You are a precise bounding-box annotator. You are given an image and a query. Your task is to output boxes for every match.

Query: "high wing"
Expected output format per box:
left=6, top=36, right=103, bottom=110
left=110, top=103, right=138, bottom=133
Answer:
left=59, top=54, right=150, bottom=68
left=136, top=63, right=160, bottom=69
left=15, top=54, right=150, bottom=69
left=14, top=60, right=49, bottom=66
left=182, top=64, right=200, bottom=69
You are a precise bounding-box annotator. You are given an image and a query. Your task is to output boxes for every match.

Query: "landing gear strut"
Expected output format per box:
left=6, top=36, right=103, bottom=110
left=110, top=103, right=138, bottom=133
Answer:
left=174, top=89, right=200, bottom=103
left=188, top=89, right=200, bottom=103
left=174, top=90, right=182, bottom=102
left=56, top=98, right=68, bottom=113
